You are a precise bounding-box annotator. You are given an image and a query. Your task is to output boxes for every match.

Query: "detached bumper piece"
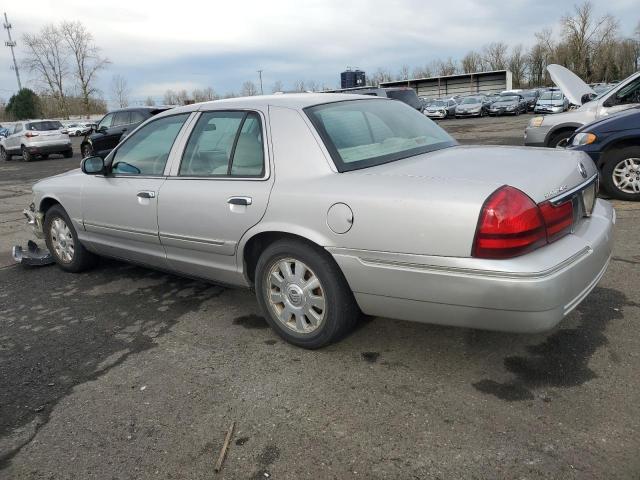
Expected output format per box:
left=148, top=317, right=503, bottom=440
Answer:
left=12, top=240, right=54, bottom=266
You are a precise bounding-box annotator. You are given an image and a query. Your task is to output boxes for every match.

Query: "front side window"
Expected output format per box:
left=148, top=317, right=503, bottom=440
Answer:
left=306, top=99, right=456, bottom=172
left=130, top=111, right=146, bottom=124
left=113, top=111, right=131, bottom=127
left=15, top=124, right=23, bottom=134
left=179, top=111, right=264, bottom=177
left=613, top=77, right=640, bottom=105
left=98, top=113, right=114, bottom=130
left=111, top=114, right=189, bottom=176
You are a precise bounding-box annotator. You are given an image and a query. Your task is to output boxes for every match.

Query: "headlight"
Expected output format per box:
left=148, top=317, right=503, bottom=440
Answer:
left=529, top=116, right=544, bottom=128
left=571, top=132, right=597, bottom=146
left=506, top=106, right=514, bottom=110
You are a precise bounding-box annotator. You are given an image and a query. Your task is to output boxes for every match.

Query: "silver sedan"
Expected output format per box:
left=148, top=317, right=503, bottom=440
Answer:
left=25, top=94, right=615, bottom=348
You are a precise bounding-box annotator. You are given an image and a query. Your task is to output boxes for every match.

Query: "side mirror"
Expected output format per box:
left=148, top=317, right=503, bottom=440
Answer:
left=581, top=93, right=596, bottom=105
left=81, top=156, right=106, bottom=175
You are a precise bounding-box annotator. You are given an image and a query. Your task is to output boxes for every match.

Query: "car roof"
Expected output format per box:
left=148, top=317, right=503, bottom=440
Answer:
left=156, top=93, right=382, bottom=117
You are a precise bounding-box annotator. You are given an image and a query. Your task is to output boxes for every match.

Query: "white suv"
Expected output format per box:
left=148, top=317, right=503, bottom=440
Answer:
left=0, top=120, right=72, bottom=162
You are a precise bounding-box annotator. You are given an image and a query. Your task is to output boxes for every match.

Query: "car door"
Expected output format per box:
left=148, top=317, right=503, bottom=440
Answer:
left=157, top=110, right=273, bottom=284
left=91, top=113, right=115, bottom=156
left=3, top=124, right=16, bottom=151
left=81, top=112, right=192, bottom=267
left=106, top=111, right=132, bottom=150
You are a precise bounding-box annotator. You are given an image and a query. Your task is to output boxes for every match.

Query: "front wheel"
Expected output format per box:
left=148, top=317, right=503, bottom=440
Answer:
left=44, top=205, right=98, bottom=272
left=547, top=130, right=574, bottom=148
left=255, top=240, right=360, bottom=349
left=81, top=143, right=93, bottom=158
left=601, top=146, right=640, bottom=201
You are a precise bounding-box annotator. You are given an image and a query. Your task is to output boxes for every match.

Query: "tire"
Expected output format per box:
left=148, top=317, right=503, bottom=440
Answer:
left=0, top=146, right=11, bottom=161
left=255, top=239, right=360, bottom=349
left=601, top=146, right=640, bottom=201
left=41, top=154, right=49, bottom=160
left=547, top=130, right=574, bottom=148
left=63, top=149, right=73, bottom=158
left=21, top=146, right=32, bottom=162
left=81, top=143, right=93, bottom=158
left=44, top=205, right=98, bottom=272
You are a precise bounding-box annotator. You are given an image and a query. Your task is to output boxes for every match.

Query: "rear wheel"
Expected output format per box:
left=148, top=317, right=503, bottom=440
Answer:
left=601, top=146, right=640, bottom=201
left=255, top=239, right=360, bottom=349
left=0, top=146, right=11, bottom=161
left=44, top=205, right=98, bottom=272
left=41, top=154, right=49, bottom=160
left=21, top=146, right=32, bottom=162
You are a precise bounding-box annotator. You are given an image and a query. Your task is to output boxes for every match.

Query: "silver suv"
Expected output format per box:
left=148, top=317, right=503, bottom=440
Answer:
left=0, top=120, right=72, bottom=162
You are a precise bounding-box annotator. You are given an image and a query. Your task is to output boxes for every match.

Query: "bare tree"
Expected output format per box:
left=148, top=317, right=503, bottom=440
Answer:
left=306, top=80, right=319, bottom=92
left=293, top=80, right=306, bottom=92
left=369, top=68, right=393, bottom=87
left=397, top=65, right=410, bottom=81
left=435, top=58, right=458, bottom=76
left=143, top=96, right=155, bottom=106
left=163, top=89, right=177, bottom=105
left=461, top=51, right=483, bottom=73
left=192, top=87, right=217, bottom=102
left=483, top=42, right=509, bottom=70
left=23, top=24, right=69, bottom=118
left=411, top=65, right=433, bottom=79
left=175, top=89, right=190, bottom=105
left=110, top=74, right=130, bottom=108
left=271, top=80, right=284, bottom=93
left=240, top=81, right=258, bottom=96
left=508, top=45, right=526, bottom=87
left=60, top=21, right=109, bottom=118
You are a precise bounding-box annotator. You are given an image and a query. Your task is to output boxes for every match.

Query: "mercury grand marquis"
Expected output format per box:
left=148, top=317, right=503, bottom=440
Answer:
left=23, top=93, right=615, bottom=348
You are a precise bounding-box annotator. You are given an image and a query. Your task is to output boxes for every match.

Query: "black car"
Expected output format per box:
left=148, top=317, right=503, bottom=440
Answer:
left=520, top=90, right=540, bottom=111
left=488, top=94, right=528, bottom=116
left=566, top=106, right=640, bottom=201
left=81, top=106, right=172, bottom=158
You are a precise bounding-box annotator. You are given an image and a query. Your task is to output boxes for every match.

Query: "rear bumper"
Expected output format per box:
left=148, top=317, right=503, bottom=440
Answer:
left=25, top=141, right=72, bottom=154
left=329, top=200, right=615, bottom=333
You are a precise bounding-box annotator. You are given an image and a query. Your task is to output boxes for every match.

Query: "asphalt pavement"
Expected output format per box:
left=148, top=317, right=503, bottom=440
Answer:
left=1, top=121, right=639, bottom=479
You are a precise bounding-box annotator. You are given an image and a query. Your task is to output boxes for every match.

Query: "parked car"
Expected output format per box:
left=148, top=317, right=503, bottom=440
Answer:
left=81, top=106, right=172, bottom=158
left=525, top=65, right=640, bottom=147
left=1, top=120, right=72, bottom=162
left=520, top=90, right=541, bottom=111
left=23, top=94, right=613, bottom=348
left=455, top=95, right=490, bottom=118
left=333, top=87, right=424, bottom=112
left=488, top=94, right=527, bottom=116
left=566, top=106, right=640, bottom=201
left=424, top=98, right=457, bottom=119
left=67, top=123, right=92, bottom=137
left=534, top=88, right=570, bottom=114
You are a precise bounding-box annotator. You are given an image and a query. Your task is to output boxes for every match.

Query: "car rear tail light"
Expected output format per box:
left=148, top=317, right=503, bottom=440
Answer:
left=472, top=186, right=547, bottom=259
left=539, top=200, right=573, bottom=242
left=473, top=186, right=576, bottom=259
left=25, top=132, right=39, bottom=137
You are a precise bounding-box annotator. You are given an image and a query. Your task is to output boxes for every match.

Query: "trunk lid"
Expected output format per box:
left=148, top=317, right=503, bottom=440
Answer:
left=354, top=145, right=596, bottom=204
left=546, top=64, right=595, bottom=106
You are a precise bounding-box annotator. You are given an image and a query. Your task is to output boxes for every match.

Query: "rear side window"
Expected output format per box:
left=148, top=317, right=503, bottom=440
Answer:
left=26, top=121, right=63, bottom=131
left=179, top=111, right=264, bottom=177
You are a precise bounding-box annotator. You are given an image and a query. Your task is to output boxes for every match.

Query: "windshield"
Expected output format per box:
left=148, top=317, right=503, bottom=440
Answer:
left=522, top=92, right=537, bottom=98
left=462, top=97, right=481, bottom=104
left=539, top=91, right=563, bottom=101
left=305, top=99, right=456, bottom=172
left=431, top=100, right=446, bottom=107
left=497, top=96, right=518, bottom=102
left=385, top=89, right=421, bottom=109
left=26, top=121, right=63, bottom=131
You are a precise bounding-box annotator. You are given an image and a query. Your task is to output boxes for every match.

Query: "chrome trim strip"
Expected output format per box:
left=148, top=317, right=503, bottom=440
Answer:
left=331, top=247, right=592, bottom=280
left=160, top=232, right=226, bottom=246
left=549, top=173, right=598, bottom=205
left=83, top=221, right=157, bottom=237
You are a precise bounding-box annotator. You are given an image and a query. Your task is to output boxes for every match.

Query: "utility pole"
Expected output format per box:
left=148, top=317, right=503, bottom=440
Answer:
left=257, top=69, right=263, bottom=95
left=3, top=12, right=22, bottom=91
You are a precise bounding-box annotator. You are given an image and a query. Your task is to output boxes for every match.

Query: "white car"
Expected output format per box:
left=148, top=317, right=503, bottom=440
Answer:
left=1, top=120, right=72, bottom=161
left=67, top=123, right=92, bottom=137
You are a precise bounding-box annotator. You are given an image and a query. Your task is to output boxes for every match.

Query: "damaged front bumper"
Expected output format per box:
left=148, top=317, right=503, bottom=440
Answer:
left=24, top=207, right=45, bottom=239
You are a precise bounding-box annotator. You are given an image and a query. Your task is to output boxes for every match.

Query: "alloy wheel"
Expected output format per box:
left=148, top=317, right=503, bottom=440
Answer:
left=50, top=217, right=75, bottom=263
left=612, top=157, right=640, bottom=194
left=266, top=257, right=326, bottom=334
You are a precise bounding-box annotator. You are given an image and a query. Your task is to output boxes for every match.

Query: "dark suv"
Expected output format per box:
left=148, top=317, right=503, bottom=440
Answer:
left=81, top=106, right=172, bottom=158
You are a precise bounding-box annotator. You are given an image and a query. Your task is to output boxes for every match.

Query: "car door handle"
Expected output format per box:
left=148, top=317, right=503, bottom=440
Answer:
left=227, top=196, right=252, bottom=206
left=137, top=191, right=156, bottom=199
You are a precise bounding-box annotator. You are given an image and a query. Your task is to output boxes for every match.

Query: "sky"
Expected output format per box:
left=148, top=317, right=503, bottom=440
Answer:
left=0, top=0, right=638, bottom=106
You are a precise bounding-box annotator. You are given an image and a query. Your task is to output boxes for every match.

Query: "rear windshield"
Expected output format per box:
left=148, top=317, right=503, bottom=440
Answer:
left=540, top=92, right=563, bottom=100
left=305, top=99, right=456, bottom=172
left=26, top=121, right=63, bottom=131
left=385, top=89, right=421, bottom=109
left=462, top=97, right=482, bottom=104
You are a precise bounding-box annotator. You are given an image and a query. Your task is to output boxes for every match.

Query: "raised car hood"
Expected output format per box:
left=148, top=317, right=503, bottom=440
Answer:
left=358, top=145, right=596, bottom=204
left=547, top=64, right=595, bottom=106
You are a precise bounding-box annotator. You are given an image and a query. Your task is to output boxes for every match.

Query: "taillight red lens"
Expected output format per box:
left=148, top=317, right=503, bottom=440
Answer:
left=539, top=200, right=573, bottom=242
left=25, top=131, right=39, bottom=138
left=473, top=186, right=547, bottom=259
